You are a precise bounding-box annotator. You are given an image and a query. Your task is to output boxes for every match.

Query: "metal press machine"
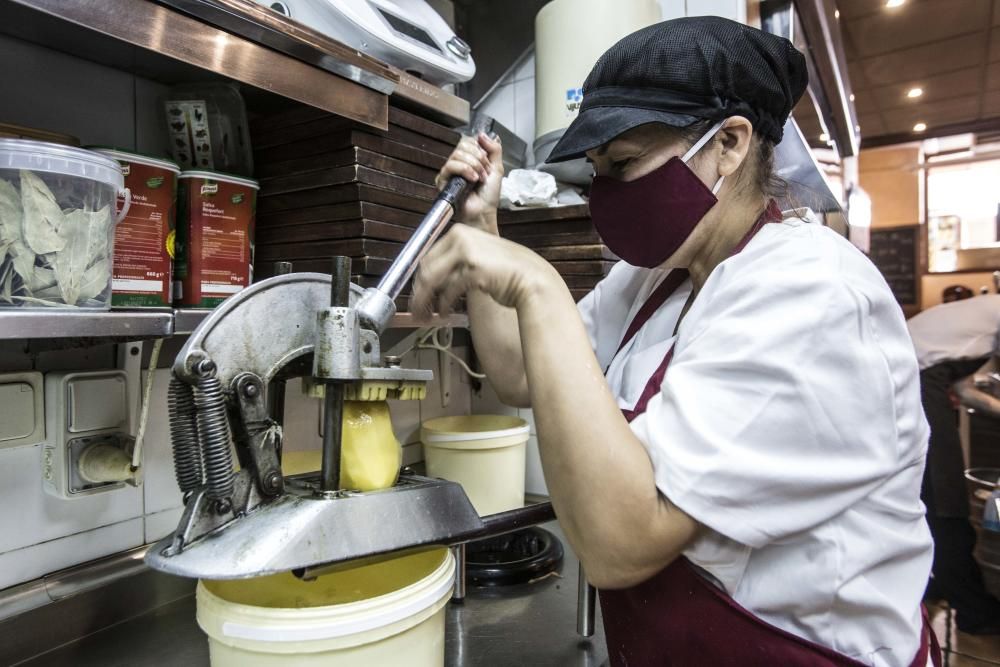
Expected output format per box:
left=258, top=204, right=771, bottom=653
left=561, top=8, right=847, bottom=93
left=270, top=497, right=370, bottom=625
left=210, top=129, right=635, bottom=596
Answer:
left=144, top=118, right=597, bottom=636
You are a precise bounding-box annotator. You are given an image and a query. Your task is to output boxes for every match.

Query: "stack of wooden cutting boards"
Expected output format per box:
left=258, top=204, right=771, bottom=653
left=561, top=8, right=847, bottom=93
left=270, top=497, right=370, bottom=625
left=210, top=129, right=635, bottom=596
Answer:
left=497, top=204, right=617, bottom=301
left=249, top=104, right=459, bottom=311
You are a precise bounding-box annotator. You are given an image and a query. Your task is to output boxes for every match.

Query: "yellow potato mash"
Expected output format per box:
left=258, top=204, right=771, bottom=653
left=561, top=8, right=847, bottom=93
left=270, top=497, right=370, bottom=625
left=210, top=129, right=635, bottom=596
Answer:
left=281, top=401, right=402, bottom=492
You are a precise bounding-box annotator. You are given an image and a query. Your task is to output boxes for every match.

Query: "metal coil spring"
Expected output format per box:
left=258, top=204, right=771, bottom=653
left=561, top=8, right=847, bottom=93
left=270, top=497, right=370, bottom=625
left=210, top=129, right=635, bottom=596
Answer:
left=167, top=376, right=203, bottom=494
left=193, top=374, right=235, bottom=502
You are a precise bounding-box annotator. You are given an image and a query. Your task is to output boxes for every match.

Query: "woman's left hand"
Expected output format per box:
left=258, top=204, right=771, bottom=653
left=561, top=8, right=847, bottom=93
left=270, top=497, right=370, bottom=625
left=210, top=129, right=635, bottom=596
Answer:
left=411, top=224, right=562, bottom=317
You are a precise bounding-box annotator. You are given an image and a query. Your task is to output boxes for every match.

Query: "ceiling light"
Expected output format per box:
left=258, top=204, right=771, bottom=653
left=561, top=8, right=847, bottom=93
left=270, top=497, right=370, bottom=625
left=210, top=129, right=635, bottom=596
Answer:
left=886, top=0, right=905, bottom=7
left=849, top=93, right=855, bottom=102
left=835, top=9, right=840, bottom=18
left=819, top=133, right=829, bottom=142
left=913, top=122, right=927, bottom=132
left=907, top=87, right=923, bottom=98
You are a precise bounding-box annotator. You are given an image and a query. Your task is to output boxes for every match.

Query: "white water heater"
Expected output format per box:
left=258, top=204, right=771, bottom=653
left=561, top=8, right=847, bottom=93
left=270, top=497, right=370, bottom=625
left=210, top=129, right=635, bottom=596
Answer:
left=534, top=0, right=661, bottom=183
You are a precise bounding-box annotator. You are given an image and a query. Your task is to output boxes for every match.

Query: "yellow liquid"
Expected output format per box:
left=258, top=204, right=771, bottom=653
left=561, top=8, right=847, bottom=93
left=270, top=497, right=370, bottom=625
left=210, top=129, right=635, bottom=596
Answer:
left=202, top=549, right=446, bottom=608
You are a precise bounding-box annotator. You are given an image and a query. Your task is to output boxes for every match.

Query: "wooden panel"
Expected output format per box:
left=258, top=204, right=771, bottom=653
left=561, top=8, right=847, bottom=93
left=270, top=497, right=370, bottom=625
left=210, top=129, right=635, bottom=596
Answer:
left=258, top=184, right=434, bottom=215
left=858, top=33, right=986, bottom=87
left=870, top=67, right=983, bottom=110
left=920, top=272, right=998, bottom=309
left=859, top=146, right=921, bottom=227
left=859, top=146, right=921, bottom=172
left=844, top=0, right=990, bottom=59
left=881, top=95, right=982, bottom=134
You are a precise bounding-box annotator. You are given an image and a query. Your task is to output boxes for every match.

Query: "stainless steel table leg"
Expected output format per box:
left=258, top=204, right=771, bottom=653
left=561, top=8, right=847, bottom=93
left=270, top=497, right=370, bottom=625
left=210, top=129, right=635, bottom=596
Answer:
left=452, top=543, right=467, bottom=602
left=577, top=563, right=596, bottom=637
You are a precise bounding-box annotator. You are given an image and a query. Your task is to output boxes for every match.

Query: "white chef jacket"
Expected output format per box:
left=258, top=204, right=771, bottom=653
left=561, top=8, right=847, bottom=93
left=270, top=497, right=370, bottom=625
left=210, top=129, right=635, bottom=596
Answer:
left=578, top=212, right=933, bottom=667
left=906, top=294, right=1000, bottom=370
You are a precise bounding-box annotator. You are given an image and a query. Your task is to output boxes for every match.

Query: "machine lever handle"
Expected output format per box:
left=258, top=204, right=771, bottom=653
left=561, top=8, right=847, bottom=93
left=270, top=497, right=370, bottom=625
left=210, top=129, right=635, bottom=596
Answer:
left=356, top=114, right=497, bottom=333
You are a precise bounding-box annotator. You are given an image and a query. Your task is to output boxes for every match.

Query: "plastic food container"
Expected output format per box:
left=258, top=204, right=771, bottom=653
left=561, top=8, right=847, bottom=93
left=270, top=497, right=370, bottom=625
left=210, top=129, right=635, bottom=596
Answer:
left=96, top=150, right=180, bottom=308
left=175, top=170, right=258, bottom=308
left=197, top=548, right=454, bottom=667
left=422, top=415, right=529, bottom=515
left=0, top=139, right=130, bottom=308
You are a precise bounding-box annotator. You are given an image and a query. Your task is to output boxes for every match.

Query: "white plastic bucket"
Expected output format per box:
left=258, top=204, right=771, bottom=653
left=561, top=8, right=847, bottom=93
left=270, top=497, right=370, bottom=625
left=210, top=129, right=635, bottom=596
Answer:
left=421, top=415, right=529, bottom=515
left=197, top=548, right=454, bottom=667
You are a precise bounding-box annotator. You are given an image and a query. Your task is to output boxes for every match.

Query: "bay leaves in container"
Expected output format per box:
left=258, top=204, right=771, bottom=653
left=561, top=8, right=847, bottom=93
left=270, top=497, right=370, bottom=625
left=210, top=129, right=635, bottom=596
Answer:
left=29, top=265, right=56, bottom=292
left=20, top=170, right=66, bottom=255
left=0, top=178, right=37, bottom=299
left=0, top=180, right=15, bottom=258
left=0, top=178, right=22, bottom=257
left=0, top=261, right=12, bottom=304
left=54, top=206, right=111, bottom=305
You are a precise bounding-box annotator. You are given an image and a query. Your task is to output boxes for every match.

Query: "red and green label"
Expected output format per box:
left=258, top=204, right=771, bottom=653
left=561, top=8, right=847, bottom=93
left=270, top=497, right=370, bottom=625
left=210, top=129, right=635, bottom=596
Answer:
left=111, top=160, right=177, bottom=308
left=175, top=176, right=257, bottom=308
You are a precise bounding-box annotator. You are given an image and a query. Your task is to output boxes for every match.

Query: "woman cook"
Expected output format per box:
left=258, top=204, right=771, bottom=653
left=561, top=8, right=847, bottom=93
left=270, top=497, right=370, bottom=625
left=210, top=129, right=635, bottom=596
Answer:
left=413, top=17, right=939, bottom=667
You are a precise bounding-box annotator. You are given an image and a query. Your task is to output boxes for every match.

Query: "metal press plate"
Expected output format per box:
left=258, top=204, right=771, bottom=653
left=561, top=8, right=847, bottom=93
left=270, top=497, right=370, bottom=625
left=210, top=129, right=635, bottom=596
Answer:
left=145, top=476, right=484, bottom=579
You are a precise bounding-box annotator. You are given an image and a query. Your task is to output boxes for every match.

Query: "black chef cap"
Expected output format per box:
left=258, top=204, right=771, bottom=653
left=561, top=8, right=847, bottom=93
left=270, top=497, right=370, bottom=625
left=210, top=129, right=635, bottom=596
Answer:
left=546, top=16, right=808, bottom=163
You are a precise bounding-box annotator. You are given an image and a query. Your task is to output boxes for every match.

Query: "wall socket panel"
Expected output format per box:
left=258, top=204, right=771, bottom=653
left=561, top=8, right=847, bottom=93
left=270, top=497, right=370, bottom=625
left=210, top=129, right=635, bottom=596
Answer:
left=42, top=370, right=132, bottom=499
left=0, top=371, right=44, bottom=449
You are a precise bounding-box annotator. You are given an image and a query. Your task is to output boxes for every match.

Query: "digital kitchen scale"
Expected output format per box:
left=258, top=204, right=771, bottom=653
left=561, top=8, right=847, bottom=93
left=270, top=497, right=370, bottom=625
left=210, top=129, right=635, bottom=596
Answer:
left=259, top=0, right=475, bottom=85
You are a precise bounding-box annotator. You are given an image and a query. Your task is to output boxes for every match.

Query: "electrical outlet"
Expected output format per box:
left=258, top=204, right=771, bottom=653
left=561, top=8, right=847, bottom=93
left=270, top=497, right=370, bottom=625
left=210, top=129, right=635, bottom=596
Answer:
left=43, top=371, right=133, bottom=499
left=0, top=372, right=44, bottom=449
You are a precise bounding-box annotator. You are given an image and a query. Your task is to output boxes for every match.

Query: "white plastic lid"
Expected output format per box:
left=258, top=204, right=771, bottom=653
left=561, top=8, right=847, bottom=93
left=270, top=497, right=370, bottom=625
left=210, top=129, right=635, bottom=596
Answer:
left=179, top=170, right=259, bottom=190
left=93, top=148, right=181, bottom=174
left=0, top=138, right=124, bottom=191
left=421, top=415, right=530, bottom=443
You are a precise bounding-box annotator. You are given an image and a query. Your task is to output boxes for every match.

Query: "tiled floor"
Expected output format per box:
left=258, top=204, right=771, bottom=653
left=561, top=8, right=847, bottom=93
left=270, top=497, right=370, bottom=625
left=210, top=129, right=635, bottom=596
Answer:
left=928, top=602, right=1000, bottom=665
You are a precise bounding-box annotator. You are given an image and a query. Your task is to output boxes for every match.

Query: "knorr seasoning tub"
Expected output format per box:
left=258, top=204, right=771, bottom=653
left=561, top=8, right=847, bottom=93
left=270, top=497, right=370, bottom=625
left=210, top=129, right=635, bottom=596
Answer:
left=97, top=150, right=179, bottom=307
left=176, top=170, right=258, bottom=308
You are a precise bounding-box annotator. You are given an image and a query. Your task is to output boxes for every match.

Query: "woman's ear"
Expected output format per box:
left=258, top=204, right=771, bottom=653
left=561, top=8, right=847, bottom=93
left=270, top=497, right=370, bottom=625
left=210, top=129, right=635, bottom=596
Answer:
left=716, top=116, right=754, bottom=179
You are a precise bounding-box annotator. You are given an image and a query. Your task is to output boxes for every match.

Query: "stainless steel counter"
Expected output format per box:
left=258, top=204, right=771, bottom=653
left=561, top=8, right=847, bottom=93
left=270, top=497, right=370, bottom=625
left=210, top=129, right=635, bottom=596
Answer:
left=13, top=523, right=607, bottom=667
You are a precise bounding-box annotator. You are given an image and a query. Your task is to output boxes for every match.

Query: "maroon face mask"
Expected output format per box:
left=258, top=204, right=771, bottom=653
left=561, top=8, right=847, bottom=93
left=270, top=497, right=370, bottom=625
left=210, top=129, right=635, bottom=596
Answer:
left=589, top=121, right=725, bottom=269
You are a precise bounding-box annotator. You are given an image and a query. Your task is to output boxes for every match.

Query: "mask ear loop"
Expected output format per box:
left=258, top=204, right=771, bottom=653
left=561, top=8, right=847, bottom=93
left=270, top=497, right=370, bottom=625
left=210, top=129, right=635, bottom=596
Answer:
left=681, top=119, right=727, bottom=195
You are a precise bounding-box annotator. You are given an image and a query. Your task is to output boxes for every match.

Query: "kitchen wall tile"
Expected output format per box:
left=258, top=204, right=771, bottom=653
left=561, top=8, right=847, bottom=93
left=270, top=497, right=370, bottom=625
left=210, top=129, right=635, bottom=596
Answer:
left=0, top=443, right=143, bottom=555
left=141, top=370, right=183, bottom=516
left=282, top=378, right=323, bottom=453
left=514, top=78, right=536, bottom=150
left=144, top=507, right=184, bottom=544
left=478, top=82, right=516, bottom=137
left=0, top=519, right=143, bottom=591
left=402, top=442, right=424, bottom=467
left=391, top=397, right=423, bottom=445
left=514, top=52, right=536, bottom=82
left=683, top=0, right=744, bottom=21
left=418, top=347, right=474, bottom=422
left=0, top=35, right=135, bottom=149
left=658, top=0, right=685, bottom=19
left=518, top=408, right=537, bottom=435
left=525, top=436, right=549, bottom=497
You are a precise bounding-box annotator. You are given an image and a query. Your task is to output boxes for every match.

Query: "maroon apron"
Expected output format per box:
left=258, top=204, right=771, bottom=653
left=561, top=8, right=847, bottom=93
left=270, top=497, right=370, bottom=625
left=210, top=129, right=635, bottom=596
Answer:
left=600, top=203, right=942, bottom=667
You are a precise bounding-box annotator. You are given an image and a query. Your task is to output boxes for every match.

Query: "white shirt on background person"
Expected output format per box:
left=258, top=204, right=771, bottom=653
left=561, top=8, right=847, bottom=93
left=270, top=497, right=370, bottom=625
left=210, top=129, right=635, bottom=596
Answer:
left=906, top=294, right=1000, bottom=370
left=578, top=211, right=933, bottom=667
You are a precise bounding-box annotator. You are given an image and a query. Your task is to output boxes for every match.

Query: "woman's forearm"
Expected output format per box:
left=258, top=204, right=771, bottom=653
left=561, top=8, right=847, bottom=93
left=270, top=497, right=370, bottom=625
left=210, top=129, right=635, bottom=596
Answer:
left=468, top=291, right=531, bottom=407
left=516, top=280, right=699, bottom=589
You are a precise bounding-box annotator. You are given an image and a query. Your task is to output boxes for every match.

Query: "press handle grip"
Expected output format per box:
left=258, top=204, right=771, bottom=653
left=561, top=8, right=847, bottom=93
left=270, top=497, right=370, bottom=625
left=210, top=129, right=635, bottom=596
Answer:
left=439, top=115, right=498, bottom=207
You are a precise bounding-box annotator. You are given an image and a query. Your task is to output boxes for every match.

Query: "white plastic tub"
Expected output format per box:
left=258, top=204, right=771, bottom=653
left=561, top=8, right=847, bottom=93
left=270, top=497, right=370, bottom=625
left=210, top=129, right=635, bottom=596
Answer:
left=197, top=548, right=454, bottom=667
left=0, top=139, right=129, bottom=308
left=422, top=415, right=529, bottom=515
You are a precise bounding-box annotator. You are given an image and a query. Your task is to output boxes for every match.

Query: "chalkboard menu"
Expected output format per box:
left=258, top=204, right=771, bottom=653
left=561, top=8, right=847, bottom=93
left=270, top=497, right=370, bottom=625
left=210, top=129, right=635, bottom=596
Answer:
left=868, top=225, right=920, bottom=306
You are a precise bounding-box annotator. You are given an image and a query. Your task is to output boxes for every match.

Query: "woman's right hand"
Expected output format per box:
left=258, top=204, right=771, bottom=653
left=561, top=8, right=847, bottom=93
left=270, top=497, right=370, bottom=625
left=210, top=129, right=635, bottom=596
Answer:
left=436, top=132, right=504, bottom=231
